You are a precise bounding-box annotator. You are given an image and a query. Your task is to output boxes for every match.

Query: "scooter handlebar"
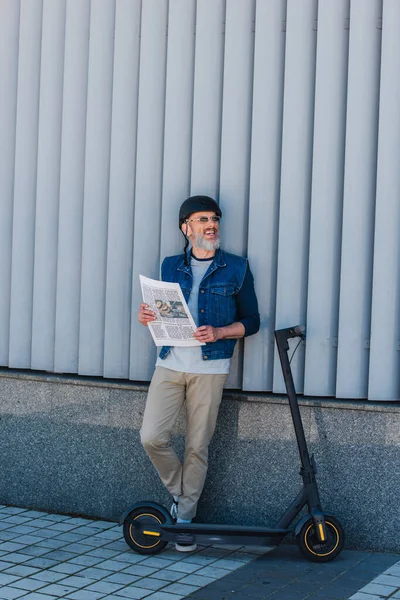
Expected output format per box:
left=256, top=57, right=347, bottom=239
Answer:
left=293, top=325, right=305, bottom=336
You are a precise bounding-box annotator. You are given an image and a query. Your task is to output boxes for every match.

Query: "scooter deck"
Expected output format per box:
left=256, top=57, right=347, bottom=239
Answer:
left=138, top=522, right=291, bottom=547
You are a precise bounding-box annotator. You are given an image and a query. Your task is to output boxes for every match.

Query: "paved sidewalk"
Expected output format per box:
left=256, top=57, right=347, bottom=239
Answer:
left=0, top=505, right=399, bottom=600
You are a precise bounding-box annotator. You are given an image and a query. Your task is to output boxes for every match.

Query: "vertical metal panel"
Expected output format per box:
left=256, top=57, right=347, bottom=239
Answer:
left=31, top=0, right=66, bottom=371
left=219, top=0, right=255, bottom=390
left=54, top=0, right=90, bottom=373
left=336, top=0, right=382, bottom=398
left=0, top=0, right=19, bottom=365
left=243, top=0, right=286, bottom=392
left=129, top=0, right=168, bottom=381
left=304, top=0, right=349, bottom=396
left=368, top=0, right=400, bottom=400
left=159, top=0, right=196, bottom=260
left=219, top=0, right=255, bottom=257
left=78, top=0, right=116, bottom=375
left=103, top=0, right=141, bottom=379
left=273, top=0, right=317, bottom=394
left=190, top=0, right=225, bottom=199
left=8, top=0, right=43, bottom=368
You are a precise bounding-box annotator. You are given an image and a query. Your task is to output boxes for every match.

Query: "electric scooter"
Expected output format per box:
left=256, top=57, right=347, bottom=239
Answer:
left=120, top=325, right=345, bottom=562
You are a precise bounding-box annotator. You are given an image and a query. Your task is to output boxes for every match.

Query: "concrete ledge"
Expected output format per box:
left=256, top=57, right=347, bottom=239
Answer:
left=0, top=369, right=399, bottom=553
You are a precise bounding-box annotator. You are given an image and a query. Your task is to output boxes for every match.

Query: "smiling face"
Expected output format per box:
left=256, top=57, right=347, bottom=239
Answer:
left=182, top=211, right=221, bottom=254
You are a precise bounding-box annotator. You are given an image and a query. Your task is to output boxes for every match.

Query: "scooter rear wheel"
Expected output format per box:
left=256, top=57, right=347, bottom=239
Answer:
left=123, top=506, right=170, bottom=555
left=296, top=515, right=344, bottom=562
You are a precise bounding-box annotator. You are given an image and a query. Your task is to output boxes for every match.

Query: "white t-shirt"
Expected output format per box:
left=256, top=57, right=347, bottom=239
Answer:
left=155, top=256, right=231, bottom=375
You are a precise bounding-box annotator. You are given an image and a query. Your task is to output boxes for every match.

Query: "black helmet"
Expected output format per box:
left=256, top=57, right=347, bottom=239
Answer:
left=179, top=195, right=222, bottom=228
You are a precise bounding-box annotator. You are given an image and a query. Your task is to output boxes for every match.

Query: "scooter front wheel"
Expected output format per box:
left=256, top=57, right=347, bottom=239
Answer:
left=123, top=506, right=170, bottom=555
left=296, top=515, right=344, bottom=562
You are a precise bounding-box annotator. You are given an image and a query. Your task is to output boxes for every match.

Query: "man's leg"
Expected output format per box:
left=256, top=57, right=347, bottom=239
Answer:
left=178, top=373, right=227, bottom=521
left=140, top=367, right=186, bottom=498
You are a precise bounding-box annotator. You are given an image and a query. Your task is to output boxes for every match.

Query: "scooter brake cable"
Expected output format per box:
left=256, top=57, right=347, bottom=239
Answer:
left=289, top=338, right=303, bottom=364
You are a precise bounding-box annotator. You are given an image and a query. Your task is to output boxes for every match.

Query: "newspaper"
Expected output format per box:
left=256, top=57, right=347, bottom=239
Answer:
left=139, top=275, right=205, bottom=347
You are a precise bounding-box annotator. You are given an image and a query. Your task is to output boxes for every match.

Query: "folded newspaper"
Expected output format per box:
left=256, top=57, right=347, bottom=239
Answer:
left=140, top=275, right=205, bottom=347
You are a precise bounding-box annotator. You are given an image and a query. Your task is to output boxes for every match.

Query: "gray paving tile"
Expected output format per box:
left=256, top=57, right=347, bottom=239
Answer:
left=77, top=567, right=115, bottom=580
left=0, top=532, right=18, bottom=542
left=194, top=565, right=231, bottom=580
left=130, top=578, right=166, bottom=591
left=63, top=542, right=95, bottom=554
left=37, top=538, right=66, bottom=549
left=50, top=562, right=86, bottom=575
left=87, top=547, right=121, bottom=559
left=9, top=577, right=46, bottom=591
left=17, top=511, right=49, bottom=519
left=6, top=526, right=37, bottom=535
left=141, top=592, right=184, bottom=600
left=54, top=532, right=87, bottom=543
left=18, top=546, right=51, bottom=557
left=0, top=576, right=23, bottom=590
left=162, top=582, right=201, bottom=596
left=38, top=582, right=78, bottom=596
left=33, top=529, right=59, bottom=539
left=13, top=535, right=45, bottom=545
left=150, top=570, right=185, bottom=583
left=23, top=557, right=60, bottom=569
left=49, top=522, right=79, bottom=532
left=65, top=591, right=106, bottom=600
left=3, top=564, right=40, bottom=577
left=102, top=542, right=129, bottom=552
left=42, top=514, right=71, bottom=522
left=0, top=543, right=27, bottom=553
left=212, top=557, right=247, bottom=571
left=0, top=508, right=27, bottom=515
left=57, top=574, right=96, bottom=587
left=165, top=561, right=200, bottom=574
left=40, top=550, right=78, bottom=561
left=177, top=574, right=216, bottom=588
left=373, top=573, right=400, bottom=587
left=102, top=573, right=140, bottom=585
left=31, top=570, right=67, bottom=583
left=113, top=586, right=153, bottom=599
left=361, top=580, right=399, bottom=595
left=85, top=581, right=126, bottom=595
left=140, top=558, right=177, bottom=569
left=121, top=564, right=158, bottom=577
left=13, top=594, right=58, bottom=600
left=95, top=560, right=131, bottom=573
left=24, top=519, right=54, bottom=529
left=0, top=587, right=27, bottom=599
left=0, top=552, right=33, bottom=564
left=180, top=555, right=217, bottom=566
left=110, top=553, right=147, bottom=565
left=67, top=518, right=94, bottom=526
left=68, top=555, right=103, bottom=567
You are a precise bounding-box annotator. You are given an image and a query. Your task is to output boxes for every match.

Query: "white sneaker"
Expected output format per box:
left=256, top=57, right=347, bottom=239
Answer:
left=175, top=542, right=197, bottom=552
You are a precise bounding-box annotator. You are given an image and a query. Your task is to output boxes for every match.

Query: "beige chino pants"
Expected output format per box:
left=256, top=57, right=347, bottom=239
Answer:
left=140, top=366, right=227, bottom=520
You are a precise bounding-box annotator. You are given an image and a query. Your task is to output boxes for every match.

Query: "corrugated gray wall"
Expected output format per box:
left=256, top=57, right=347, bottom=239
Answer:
left=0, top=0, right=399, bottom=400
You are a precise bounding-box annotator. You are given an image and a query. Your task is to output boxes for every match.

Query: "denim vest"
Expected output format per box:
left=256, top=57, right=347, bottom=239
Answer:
left=158, top=249, right=251, bottom=361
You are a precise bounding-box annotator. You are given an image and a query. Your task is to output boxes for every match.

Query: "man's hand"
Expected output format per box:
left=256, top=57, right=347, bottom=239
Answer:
left=193, top=322, right=246, bottom=343
left=193, top=325, right=221, bottom=343
left=138, top=303, right=156, bottom=326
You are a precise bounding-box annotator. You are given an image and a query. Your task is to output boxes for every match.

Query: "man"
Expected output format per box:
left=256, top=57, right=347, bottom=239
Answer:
left=138, top=195, right=260, bottom=551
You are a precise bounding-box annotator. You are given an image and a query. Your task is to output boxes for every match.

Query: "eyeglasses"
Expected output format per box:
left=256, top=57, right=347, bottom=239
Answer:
left=186, top=216, right=221, bottom=224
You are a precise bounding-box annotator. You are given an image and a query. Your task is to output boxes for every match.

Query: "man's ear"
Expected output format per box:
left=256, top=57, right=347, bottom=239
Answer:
left=181, top=221, right=191, bottom=237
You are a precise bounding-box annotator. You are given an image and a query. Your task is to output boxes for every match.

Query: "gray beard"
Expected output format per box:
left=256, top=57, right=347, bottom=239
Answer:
left=192, top=232, right=221, bottom=251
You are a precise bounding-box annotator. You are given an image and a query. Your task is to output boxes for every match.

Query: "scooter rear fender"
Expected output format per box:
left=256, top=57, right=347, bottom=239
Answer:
left=119, top=501, right=171, bottom=526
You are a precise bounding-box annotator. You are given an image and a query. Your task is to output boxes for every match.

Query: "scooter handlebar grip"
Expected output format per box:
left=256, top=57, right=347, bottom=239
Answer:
left=294, top=325, right=305, bottom=336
